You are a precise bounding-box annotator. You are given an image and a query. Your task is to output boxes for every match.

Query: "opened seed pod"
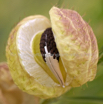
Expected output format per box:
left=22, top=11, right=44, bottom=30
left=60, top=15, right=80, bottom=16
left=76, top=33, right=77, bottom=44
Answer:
left=6, top=7, right=98, bottom=98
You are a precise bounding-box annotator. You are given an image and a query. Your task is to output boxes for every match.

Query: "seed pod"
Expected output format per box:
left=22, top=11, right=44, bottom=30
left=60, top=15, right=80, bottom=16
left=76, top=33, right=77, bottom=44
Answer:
left=6, top=7, right=98, bottom=98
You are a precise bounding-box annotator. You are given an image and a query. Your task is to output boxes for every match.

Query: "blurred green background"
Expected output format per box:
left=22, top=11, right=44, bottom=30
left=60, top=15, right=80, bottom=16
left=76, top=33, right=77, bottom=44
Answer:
left=0, top=0, right=103, bottom=104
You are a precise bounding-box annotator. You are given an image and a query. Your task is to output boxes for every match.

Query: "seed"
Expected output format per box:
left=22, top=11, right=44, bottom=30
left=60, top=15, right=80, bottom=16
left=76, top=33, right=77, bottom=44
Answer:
left=40, top=28, right=60, bottom=62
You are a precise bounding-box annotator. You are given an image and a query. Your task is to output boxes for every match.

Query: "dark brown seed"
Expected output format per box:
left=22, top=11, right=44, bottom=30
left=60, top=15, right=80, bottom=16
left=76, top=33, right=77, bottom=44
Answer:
left=53, top=53, right=55, bottom=59
left=51, top=49, right=54, bottom=54
left=39, top=28, right=60, bottom=62
left=41, top=48, right=45, bottom=53
left=40, top=44, right=44, bottom=48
